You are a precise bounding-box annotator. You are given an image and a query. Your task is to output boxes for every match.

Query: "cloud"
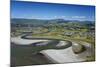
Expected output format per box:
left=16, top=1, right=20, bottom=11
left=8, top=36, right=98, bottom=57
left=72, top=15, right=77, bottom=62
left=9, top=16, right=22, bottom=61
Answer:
left=72, top=16, right=86, bottom=19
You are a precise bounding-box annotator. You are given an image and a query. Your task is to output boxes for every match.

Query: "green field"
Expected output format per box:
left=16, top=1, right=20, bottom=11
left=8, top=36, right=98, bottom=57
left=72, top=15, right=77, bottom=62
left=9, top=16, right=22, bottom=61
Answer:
left=11, top=20, right=95, bottom=66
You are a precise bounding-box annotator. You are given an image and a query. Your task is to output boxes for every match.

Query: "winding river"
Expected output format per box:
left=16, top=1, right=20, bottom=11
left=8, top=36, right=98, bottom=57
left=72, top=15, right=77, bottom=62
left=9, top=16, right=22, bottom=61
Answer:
left=11, top=34, right=94, bottom=66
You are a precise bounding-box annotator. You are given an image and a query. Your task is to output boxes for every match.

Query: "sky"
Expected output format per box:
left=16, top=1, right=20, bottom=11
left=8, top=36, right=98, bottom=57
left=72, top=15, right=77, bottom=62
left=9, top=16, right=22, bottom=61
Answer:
left=11, top=1, right=95, bottom=21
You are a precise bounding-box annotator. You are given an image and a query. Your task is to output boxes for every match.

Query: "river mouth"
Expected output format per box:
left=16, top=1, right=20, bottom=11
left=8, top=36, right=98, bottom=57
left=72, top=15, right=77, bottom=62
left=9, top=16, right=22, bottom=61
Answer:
left=11, top=33, right=95, bottom=66
left=11, top=43, right=54, bottom=67
left=11, top=42, right=72, bottom=66
left=11, top=35, right=72, bottom=66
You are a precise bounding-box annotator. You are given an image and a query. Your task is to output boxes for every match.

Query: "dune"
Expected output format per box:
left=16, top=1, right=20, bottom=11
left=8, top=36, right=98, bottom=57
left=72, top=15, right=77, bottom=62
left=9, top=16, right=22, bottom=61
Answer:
left=11, top=36, right=49, bottom=45
left=40, top=42, right=93, bottom=63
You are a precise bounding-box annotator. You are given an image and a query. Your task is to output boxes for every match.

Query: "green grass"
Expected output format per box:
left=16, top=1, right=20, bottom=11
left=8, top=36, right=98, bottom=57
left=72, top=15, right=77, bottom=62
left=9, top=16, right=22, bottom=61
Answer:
left=11, top=26, right=95, bottom=66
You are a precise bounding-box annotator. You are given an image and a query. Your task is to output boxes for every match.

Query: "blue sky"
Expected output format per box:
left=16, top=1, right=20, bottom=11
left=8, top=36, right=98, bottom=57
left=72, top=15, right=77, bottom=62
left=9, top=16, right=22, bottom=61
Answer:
left=11, top=1, right=95, bottom=21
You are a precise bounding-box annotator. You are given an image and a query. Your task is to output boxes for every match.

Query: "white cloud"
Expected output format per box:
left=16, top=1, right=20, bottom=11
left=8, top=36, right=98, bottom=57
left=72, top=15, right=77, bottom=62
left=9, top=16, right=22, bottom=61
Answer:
left=72, top=16, right=86, bottom=19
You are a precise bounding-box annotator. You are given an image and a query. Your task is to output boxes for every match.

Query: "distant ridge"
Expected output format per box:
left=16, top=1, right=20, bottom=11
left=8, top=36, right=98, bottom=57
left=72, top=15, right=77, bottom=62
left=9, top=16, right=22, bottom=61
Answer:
left=11, top=18, right=95, bottom=25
